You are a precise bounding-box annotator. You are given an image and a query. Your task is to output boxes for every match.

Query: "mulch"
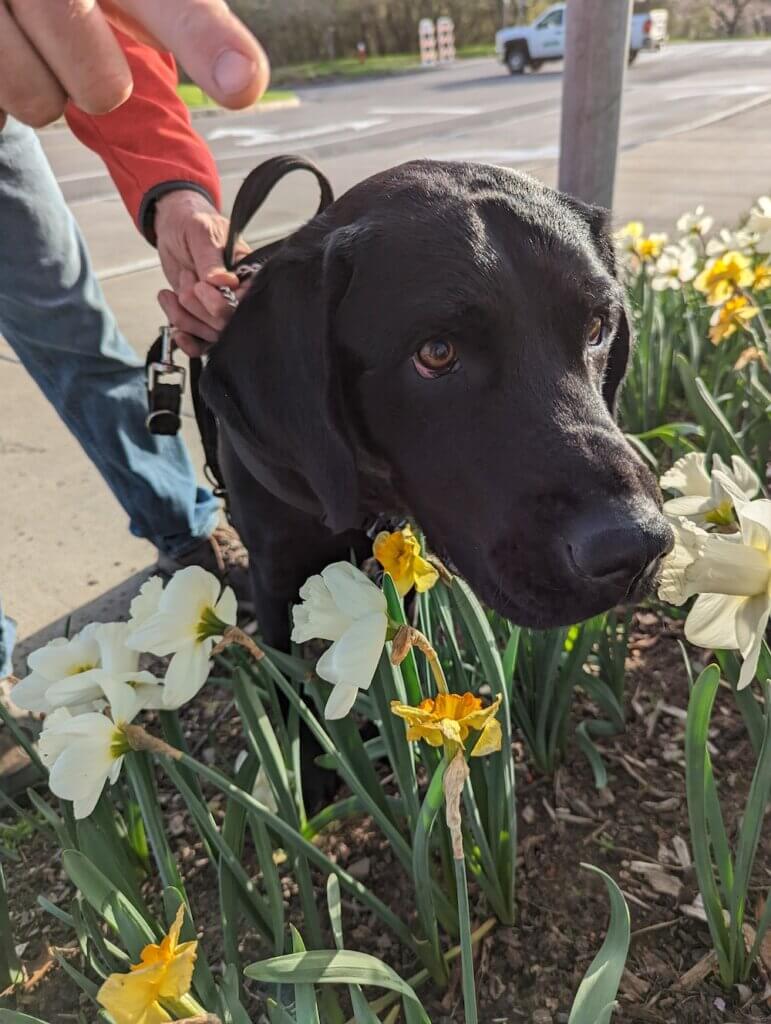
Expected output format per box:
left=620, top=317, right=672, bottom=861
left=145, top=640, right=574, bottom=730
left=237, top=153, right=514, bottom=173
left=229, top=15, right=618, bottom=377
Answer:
left=2, top=609, right=770, bottom=1023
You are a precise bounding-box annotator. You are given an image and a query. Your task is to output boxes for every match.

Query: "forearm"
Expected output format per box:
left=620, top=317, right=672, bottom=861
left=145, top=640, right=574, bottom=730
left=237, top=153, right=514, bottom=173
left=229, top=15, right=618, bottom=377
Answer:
left=65, top=28, right=221, bottom=242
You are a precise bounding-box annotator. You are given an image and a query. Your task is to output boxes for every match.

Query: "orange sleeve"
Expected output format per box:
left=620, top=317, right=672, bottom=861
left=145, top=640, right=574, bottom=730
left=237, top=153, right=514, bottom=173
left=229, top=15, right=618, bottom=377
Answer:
left=64, top=29, right=222, bottom=243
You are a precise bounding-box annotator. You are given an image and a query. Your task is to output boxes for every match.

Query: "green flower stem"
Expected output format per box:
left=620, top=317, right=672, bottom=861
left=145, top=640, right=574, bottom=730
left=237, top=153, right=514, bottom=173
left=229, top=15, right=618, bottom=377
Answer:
left=454, top=855, right=478, bottom=1024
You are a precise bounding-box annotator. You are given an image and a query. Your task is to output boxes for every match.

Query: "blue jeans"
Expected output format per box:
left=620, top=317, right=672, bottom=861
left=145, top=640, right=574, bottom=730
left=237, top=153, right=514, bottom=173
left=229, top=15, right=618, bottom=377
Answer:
left=0, top=118, right=219, bottom=672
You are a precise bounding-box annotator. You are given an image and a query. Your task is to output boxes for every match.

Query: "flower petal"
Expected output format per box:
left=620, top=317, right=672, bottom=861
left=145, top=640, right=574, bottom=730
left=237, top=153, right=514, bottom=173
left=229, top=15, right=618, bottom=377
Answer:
left=316, top=613, right=387, bottom=692
left=321, top=562, right=387, bottom=620
left=162, top=643, right=211, bottom=708
left=127, top=611, right=196, bottom=656
left=291, top=574, right=353, bottom=643
left=324, top=684, right=359, bottom=720
left=98, top=969, right=171, bottom=1024
left=9, top=671, right=54, bottom=713
left=215, top=585, right=238, bottom=629
left=94, top=622, right=139, bottom=675
left=471, top=717, right=502, bottom=757
left=159, top=565, right=221, bottom=619
left=128, top=575, right=165, bottom=630
left=736, top=596, right=770, bottom=690
left=684, top=593, right=743, bottom=650
left=660, top=453, right=710, bottom=497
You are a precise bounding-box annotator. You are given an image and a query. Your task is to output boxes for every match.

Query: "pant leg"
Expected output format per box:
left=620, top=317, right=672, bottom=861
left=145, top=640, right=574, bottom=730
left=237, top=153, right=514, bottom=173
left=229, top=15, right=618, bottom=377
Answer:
left=0, top=118, right=219, bottom=557
left=0, top=595, right=15, bottom=677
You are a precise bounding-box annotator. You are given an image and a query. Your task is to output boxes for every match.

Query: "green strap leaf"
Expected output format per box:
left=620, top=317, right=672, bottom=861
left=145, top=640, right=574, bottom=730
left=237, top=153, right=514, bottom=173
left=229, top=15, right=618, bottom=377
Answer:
left=246, top=949, right=428, bottom=1020
left=568, top=865, right=630, bottom=1024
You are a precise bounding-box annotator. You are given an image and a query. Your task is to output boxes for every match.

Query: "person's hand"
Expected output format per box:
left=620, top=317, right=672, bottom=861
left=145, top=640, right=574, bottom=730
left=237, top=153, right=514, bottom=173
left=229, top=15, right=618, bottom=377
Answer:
left=0, top=0, right=269, bottom=131
left=154, top=189, right=251, bottom=358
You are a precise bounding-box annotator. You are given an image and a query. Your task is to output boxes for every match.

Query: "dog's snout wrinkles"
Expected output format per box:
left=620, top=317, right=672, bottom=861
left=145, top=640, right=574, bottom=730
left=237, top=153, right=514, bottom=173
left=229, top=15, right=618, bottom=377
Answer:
left=567, top=511, right=674, bottom=589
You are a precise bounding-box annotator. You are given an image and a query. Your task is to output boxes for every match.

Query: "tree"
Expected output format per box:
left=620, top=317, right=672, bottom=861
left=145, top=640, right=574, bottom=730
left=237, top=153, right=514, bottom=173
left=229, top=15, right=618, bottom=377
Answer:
left=711, top=0, right=757, bottom=34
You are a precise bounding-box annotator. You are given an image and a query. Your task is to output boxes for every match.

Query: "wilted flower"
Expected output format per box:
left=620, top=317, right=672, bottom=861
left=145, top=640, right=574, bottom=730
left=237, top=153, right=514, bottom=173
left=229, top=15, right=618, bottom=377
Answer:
left=97, top=903, right=197, bottom=1024
left=291, top=562, right=388, bottom=719
left=745, top=195, right=771, bottom=254
left=658, top=499, right=771, bottom=690
left=677, top=205, right=713, bottom=238
left=709, top=294, right=759, bottom=344
left=127, top=567, right=236, bottom=709
left=373, top=525, right=439, bottom=597
left=660, top=453, right=760, bottom=525
left=391, top=692, right=502, bottom=756
left=734, top=346, right=769, bottom=372
left=650, top=243, right=698, bottom=291
left=39, top=709, right=132, bottom=819
left=694, top=251, right=754, bottom=305
left=11, top=624, right=103, bottom=714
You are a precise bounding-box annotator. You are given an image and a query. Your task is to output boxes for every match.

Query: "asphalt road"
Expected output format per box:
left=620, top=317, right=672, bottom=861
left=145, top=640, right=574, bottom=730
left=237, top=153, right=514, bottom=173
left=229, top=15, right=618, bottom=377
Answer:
left=3, top=40, right=771, bottom=659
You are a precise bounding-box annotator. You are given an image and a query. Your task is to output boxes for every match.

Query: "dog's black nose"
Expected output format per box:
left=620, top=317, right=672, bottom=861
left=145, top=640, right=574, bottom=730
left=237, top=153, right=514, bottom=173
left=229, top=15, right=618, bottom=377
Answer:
left=567, top=510, right=674, bottom=590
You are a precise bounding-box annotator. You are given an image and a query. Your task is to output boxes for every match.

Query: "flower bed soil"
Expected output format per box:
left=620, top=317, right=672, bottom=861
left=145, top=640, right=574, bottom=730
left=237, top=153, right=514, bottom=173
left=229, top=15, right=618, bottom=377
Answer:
left=3, top=609, right=770, bottom=1023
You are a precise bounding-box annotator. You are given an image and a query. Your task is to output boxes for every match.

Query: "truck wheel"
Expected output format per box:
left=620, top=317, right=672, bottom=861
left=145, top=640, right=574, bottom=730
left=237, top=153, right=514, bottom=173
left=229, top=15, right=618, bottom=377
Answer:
left=506, top=46, right=528, bottom=74
left=628, top=49, right=639, bottom=65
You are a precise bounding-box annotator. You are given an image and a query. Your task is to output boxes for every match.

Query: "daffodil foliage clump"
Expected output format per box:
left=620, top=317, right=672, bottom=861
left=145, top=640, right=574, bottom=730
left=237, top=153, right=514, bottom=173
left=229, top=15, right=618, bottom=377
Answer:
left=1, top=530, right=636, bottom=1024
left=614, top=198, right=769, bottom=481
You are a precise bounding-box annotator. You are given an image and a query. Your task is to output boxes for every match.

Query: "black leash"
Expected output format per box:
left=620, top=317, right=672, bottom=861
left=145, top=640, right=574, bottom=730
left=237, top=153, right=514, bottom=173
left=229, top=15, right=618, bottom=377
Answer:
left=145, top=155, right=336, bottom=516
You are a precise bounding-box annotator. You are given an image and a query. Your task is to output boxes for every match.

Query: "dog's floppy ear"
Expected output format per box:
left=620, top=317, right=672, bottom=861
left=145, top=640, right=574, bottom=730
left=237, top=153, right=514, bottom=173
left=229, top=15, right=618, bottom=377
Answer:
left=563, top=195, right=632, bottom=415
left=202, top=225, right=361, bottom=534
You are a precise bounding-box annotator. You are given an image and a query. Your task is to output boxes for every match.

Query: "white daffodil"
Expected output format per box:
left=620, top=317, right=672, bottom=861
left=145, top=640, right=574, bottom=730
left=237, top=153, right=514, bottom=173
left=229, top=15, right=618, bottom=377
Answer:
left=650, top=243, right=698, bottom=291
left=291, top=562, right=388, bottom=720
left=659, top=500, right=771, bottom=690
left=705, top=227, right=757, bottom=257
left=660, top=452, right=760, bottom=525
left=745, top=195, right=771, bottom=254
left=676, top=205, right=713, bottom=238
left=127, top=566, right=236, bottom=709
left=42, top=623, right=164, bottom=719
left=39, top=708, right=132, bottom=819
left=11, top=624, right=103, bottom=714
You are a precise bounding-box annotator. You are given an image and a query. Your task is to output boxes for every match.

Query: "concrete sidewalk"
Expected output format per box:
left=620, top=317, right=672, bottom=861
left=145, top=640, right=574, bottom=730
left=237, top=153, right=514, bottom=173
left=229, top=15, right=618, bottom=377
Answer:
left=2, top=98, right=770, bottom=671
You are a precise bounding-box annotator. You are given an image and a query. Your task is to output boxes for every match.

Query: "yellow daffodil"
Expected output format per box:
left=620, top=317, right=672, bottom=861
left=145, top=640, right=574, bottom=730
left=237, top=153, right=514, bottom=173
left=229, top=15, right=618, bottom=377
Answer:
left=708, top=295, right=759, bottom=344
left=373, top=525, right=439, bottom=597
left=391, top=692, right=502, bottom=756
left=633, top=233, right=668, bottom=262
left=97, top=905, right=197, bottom=1024
left=694, top=250, right=754, bottom=305
left=752, top=264, right=771, bottom=291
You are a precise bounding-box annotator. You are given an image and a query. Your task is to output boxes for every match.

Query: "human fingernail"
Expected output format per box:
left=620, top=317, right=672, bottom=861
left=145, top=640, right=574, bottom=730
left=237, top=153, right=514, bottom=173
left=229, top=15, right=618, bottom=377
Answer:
left=214, top=51, right=257, bottom=96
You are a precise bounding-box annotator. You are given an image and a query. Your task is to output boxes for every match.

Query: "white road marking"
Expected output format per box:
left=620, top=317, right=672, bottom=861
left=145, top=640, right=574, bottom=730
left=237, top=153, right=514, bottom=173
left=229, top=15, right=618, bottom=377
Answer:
left=437, top=145, right=558, bottom=163
left=207, top=119, right=388, bottom=148
left=369, top=105, right=480, bottom=116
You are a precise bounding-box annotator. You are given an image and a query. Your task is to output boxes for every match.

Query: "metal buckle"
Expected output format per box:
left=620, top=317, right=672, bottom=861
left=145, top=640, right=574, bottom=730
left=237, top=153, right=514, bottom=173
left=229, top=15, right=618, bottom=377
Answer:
left=146, top=326, right=186, bottom=434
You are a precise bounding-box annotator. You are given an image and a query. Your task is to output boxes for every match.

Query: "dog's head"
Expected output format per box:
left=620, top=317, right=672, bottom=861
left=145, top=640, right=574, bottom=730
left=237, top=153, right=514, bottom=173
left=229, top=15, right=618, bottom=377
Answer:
left=203, top=160, right=673, bottom=627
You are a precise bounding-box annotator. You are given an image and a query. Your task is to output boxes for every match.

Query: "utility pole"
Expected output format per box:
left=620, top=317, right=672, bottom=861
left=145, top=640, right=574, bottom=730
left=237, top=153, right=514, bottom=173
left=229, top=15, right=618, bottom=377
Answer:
left=558, top=0, right=632, bottom=209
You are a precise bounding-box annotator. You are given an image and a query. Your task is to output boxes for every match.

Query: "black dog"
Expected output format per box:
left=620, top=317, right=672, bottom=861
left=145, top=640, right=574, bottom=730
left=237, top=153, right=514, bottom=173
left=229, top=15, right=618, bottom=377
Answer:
left=202, top=159, right=674, bottom=650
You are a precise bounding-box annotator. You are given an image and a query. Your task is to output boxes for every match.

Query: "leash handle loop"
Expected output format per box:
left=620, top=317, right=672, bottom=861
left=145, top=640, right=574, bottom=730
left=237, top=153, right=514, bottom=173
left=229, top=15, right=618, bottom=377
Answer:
left=224, top=154, right=335, bottom=272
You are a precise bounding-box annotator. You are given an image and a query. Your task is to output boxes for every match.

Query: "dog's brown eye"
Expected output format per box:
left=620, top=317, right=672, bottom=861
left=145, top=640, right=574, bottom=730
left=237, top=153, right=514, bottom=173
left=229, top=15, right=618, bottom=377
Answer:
left=414, top=340, right=457, bottom=377
left=586, top=316, right=605, bottom=347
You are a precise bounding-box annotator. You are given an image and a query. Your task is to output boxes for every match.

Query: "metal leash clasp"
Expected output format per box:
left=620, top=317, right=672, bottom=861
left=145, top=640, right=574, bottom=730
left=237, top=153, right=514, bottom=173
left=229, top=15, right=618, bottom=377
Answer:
left=146, top=325, right=186, bottom=435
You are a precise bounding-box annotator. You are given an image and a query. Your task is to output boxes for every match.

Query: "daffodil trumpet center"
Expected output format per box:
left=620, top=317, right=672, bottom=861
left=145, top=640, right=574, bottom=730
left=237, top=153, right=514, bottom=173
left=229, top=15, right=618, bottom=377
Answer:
left=704, top=499, right=736, bottom=528
left=110, top=726, right=132, bottom=759
left=196, top=605, right=229, bottom=642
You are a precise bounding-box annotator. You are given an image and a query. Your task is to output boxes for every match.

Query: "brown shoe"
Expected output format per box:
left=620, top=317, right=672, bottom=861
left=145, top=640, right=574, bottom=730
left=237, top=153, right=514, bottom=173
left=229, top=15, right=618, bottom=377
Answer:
left=157, top=523, right=252, bottom=608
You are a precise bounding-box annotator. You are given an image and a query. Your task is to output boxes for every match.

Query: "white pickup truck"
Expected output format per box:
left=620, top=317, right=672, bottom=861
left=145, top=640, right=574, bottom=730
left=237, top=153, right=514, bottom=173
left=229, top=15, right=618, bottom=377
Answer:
left=495, top=2, right=668, bottom=75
